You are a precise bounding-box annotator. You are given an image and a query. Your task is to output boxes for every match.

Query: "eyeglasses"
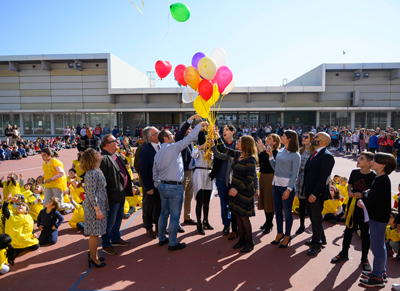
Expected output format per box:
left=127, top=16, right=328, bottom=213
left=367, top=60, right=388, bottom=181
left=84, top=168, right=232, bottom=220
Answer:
left=107, top=140, right=118, bottom=144
left=303, top=136, right=310, bottom=139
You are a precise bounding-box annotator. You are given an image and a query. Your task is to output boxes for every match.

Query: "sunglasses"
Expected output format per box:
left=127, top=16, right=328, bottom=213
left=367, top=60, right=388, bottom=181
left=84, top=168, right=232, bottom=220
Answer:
left=107, top=140, right=118, bottom=144
left=303, top=136, right=310, bottom=139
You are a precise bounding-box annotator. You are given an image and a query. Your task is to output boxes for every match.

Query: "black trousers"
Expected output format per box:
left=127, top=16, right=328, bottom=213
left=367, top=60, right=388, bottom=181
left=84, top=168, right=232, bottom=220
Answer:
left=144, top=188, right=161, bottom=231
left=306, top=198, right=325, bottom=247
left=195, top=189, right=212, bottom=223
left=340, top=209, right=370, bottom=260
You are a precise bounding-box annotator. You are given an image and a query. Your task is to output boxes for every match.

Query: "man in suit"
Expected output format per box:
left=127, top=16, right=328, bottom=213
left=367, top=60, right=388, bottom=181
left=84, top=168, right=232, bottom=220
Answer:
left=134, top=138, right=147, bottom=223
left=140, top=126, right=161, bottom=239
left=304, top=132, right=335, bottom=256
left=100, top=134, right=133, bottom=256
left=174, top=114, right=200, bottom=227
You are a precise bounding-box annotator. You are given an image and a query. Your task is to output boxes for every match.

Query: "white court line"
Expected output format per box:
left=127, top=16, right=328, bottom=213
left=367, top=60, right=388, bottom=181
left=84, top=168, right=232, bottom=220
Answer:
left=0, top=166, right=43, bottom=175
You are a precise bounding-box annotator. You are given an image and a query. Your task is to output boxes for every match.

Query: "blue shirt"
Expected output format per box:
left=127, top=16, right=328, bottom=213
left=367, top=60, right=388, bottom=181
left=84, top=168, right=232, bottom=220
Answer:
left=103, top=126, right=111, bottom=135
left=37, top=209, right=64, bottom=231
left=331, top=131, right=338, bottom=139
left=153, top=124, right=203, bottom=189
left=369, top=135, right=378, bottom=149
left=112, top=128, right=119, bottom=136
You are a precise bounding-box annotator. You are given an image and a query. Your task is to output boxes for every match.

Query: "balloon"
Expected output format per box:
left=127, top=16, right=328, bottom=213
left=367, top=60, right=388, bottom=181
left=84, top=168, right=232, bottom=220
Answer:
left=184, top=66, right=201, bottom=91
left=197, top=57, right=217, bottom=80
left=214, top=66, right=233, bottom=94
left=174, top=64, right=187, bottom=86
left=222, top=77, right=235, bottom=95
left=191, top=52, right=206, bottom=69
left=210, top=47, right=227, bottom=68
left=193, top=96, right=210, bottom=119
left=198, top=80, right=213, bottom=101
left=170, top=3, right=191, bottom=22
left=155, top=60, right=172, bottom=79
left=207, top=83, right=220, bottom=106
left=182, top=86, right=197, bottom=103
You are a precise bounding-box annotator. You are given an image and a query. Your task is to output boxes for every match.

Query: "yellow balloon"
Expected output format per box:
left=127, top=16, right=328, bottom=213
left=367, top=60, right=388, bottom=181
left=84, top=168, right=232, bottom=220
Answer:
left=184, top=66, right=201, bottom=91
left=193, top=96, right=210, bottom=119
left=207, top=83, right=220, bottom=106
left=197, top=57, right=217, bottom=80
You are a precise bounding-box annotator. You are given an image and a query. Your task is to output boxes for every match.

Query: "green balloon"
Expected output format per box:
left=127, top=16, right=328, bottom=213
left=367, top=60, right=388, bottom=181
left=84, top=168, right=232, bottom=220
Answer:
left=170, top=3, right=191, bottom=22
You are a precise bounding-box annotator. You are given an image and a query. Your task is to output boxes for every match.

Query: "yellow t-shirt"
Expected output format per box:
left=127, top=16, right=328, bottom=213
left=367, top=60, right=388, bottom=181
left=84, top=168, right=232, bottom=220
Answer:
left=292, top=196, right=300, bottom=213
left=126, top=195, right=143, bottom=208
left=2, top=181, right=21, bottom=197
left=63, top=194, right=71, bottom=204
left=5, top=212, right=39, bottom=249
left=69, top=204, right=84, bottom=229
left=70, top=185, right=85, bottom=204
left=42, top=159, right=67, bottom=191
left=72, top=160, right=84, bottom=181
left=322, top=199, right=343, bottom=216
left=124, top=200, right=130, bottom=214
left=0, top=249, right=7, bottom=270
left=25, top=192, right=43, bottom=221
left=337, top=184, right=348, bottom=198
left=127, top=168, right=134, bottom=180
left=386, top=225, right=400, bottom=242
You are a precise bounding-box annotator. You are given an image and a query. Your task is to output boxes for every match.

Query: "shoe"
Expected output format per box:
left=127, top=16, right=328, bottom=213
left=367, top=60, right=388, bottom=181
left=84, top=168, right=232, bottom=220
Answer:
left=158, top=238, right=169, bottom=246
left=184, top=218, right=197, bottom=225
left=359, top=276, right=385, bottom=287
left=263, top=224, right=273, bottom=234
left=279, top=236, right=292, bottom=248
left=305, top=240, right=327, bottom=246
left=271, top=233, right=284, bottom=245
left=88, top=252, right=105, bottom=261
left=88, top=257, right=106, bottom=268
left=331, top=254, right=349, bottom=263
left=197, top=224, right=205, bottom=235
left=222, top=225, right=230, bottom=235
left=295, top=225, right=305, bottom=235
left=233, top=238, right=246, bottom=249
left=112, top=239, right=130, bottom=247
left=393, top=284, right=400, bottom=291
left=260, top=223, right=266, bottom=230
left=227, top=230, right=238, bottom=240
left=178, top=224, right=186, bottom=233
left=361, top=258, right=371, bottom=271
left=203, top=220, right=214, bottom=230
left=361, top=271, right=388, bottom=283
left=146, top=229, right=157, bottom=239
left=102, top=246, right=117, bottom=256
left=240, top=240, right=255, bottom=253
left=168, top=242, right=186, bottom=251
left=307, top=247, right=321, bottom=256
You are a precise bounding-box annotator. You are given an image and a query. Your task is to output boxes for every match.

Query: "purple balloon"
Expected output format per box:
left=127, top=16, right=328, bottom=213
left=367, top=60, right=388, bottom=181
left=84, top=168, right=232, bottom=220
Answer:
left=192, top=52, right=206, bottom=69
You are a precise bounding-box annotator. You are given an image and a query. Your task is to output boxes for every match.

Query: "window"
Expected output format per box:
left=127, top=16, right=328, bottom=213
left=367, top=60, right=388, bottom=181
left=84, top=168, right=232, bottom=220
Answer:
left=355, top=112, right=366, bottom=128
left=319, top=112, right=330, bottom=126
left=23, top=114, right=33, bottom=135
left=54, top=114, right=64, bottom=135
left=391, top=112, right=400, bottom=130
left=33, top=114, right=50, bottom=135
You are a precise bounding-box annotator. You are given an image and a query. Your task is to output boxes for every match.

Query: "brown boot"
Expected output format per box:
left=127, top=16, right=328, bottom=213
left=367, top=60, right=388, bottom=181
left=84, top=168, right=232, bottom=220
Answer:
left=227, top=230, right=238, bottom=240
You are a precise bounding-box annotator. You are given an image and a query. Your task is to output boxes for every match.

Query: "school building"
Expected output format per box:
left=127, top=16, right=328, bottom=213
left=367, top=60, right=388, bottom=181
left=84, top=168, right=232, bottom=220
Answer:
left=0, top=53, right=399, bottom=137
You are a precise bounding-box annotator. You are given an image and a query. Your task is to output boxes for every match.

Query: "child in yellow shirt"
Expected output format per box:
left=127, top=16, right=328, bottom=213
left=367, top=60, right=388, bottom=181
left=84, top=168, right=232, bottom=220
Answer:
left=70, top=180, right=85, bottom=204
left=0, top=234, right=15, bottom=275
left=125, top=163, right=134, bottom=180
left=67, top=168, right=77, bottom=186
left=35, top=175, right=45, bottom=188
left=72, top=154, right=85, bottom=181
left=322, top=185, right=345, bottom=224
left=0, top=172, right=23, bottom=199
left=386, top=212, right=400, bottom=258
left=22, top=184, right=43, bottom=221
left=124, top=185, right=143, bottom=219
left=333, top=174, right=340, bottom=185
left=68, top=195, right=84, bottom=231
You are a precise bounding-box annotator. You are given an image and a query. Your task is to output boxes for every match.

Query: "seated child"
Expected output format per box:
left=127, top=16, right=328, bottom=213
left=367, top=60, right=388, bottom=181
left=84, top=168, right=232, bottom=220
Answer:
left=27, top=177, right=36, bottom=185
left=59, top=188, right=74, bottom=214
left=18, top=144, right=27, bottom=158
left=10, top=146, right=21, bottom=160
left=125, top=163, right=134, bottom=180
left=124, top=185, right=143, bottom=219
left=385, top=212, right=400, bottom=258
left=0, top=234, right=15, bottom=275
left=337, top=176, right=349, bottom=211
left=2, top=193, right=40, bottom=256
left=5, top=147, right=12, bottom=160
left=72, top=154, right=85, bottom=181
left=21, top=184, right=43, bottom=221
left=36, top=175, right=45, bottom=188
left=6, top=194, right=25, bottom=214
left=0, top=173, right=23, bottom=199
left=0, top=147, right=5, bottom=161
left=322, top=185, right=345, bottom=224
left=67, top=169, right=77, bottom=185
left=333, top=174, right=340, bottom=185
left=70, top=180, right=85, bottom=204
left=37, top=197, right=64, bottom=245
left=68, top=195, right=84, bottom=231
left=394, top=184, right=400, bottom=209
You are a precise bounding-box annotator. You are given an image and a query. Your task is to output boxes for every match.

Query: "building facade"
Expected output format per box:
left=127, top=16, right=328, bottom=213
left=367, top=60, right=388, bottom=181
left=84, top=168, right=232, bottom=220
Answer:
left=0, top=54, right=399, bottom=137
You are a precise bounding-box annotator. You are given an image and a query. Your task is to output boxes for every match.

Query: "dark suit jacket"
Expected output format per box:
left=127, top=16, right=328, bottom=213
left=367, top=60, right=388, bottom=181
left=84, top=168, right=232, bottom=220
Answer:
left=303, top=147, right=335, bottom=201
left=175, top=121, right=193, bottom=171
left=139, top=143, right=157, bottom=192
left=134, top=141, right=147, bottom=187
left=100, top=149, right=133, bottom=205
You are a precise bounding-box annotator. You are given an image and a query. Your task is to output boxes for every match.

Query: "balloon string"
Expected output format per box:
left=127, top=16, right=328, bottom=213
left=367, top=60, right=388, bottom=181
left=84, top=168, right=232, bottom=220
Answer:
left=165, top=12, right=170, bottom=36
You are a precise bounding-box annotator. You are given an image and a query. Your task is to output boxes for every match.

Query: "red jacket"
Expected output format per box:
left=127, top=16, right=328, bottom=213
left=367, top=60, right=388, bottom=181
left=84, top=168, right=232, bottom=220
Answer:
left=377, top=136, right=387, bottom=147
left=387, top=139, right=393, bottom=147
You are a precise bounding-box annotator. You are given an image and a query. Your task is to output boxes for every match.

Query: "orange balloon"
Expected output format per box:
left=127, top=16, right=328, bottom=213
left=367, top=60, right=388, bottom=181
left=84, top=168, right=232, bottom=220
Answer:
left=184, top=66, right=201, bottom=91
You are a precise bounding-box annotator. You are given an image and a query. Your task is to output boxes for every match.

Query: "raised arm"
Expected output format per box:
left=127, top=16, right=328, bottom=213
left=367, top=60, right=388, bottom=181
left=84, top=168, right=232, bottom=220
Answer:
left=211, top=145, right=230, bottom=161
left=173, top=122, right=208, bottom=153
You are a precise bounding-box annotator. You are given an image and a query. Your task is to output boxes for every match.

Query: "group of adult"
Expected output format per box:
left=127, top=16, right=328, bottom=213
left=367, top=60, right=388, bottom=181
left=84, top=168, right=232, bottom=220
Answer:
left=3, top=124, right=20, bottom=146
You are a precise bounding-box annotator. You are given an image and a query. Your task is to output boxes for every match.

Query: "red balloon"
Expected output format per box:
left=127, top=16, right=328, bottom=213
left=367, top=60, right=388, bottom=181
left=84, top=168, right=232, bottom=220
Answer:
left=155, top=60, right=172, bottom=79
left=198, top=79, right=213, bottom=101
left=174, top=64, right=187, bottom=86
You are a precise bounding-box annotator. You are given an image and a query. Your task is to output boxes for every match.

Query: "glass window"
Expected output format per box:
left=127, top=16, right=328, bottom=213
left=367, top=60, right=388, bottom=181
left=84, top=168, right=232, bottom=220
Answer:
left=33, top=114, right=46, bottom=135
left=23, top=114, right=33, bottom=135
left=367, top=112, right=379, bottom=129
left=249, top=113, right=259, bottom=125
left=54, top=114, right=64, bottom=135
left=238, top=112, right=247, bottom=126
left=216, top=113, right=237, bottom=127
left=391, top=112, right=400, bottom=130
left=335, top=111, right=349, bottom=127
left=65, top=113, right=76, bottom=129
left=355, top=112, right=366, bottom=128
left=319, top=112, right=330, bottom=126
left=378, top=111, right=387, bottom=129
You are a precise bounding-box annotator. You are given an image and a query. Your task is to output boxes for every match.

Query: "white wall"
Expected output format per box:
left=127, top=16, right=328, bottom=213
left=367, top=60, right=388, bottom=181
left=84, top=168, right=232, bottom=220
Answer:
left=287, top=64, right=325, bottom=87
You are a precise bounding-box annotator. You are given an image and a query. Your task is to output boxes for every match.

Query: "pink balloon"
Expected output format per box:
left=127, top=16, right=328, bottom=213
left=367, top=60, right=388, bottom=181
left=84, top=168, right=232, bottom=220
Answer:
left=155, top=60, right=172, bottom=79
left=213, top=66, right=233, bottom=94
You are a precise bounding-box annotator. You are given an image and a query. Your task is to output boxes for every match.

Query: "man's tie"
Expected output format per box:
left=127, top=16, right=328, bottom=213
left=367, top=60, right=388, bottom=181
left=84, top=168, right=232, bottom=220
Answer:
left=310, top=151, right=317, bottom=161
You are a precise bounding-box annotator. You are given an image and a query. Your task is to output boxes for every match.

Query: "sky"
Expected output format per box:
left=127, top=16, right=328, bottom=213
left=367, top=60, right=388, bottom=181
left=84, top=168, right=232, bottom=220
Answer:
left=0, top=0, right=399, bottom=88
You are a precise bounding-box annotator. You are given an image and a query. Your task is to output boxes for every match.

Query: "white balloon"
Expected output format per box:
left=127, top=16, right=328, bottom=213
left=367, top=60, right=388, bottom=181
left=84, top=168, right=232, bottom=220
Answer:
left=210, top=47, right=227, bottom=68
left=222, top=77, right=235, bottom=96
left=182, top=86, right=198, bottom=103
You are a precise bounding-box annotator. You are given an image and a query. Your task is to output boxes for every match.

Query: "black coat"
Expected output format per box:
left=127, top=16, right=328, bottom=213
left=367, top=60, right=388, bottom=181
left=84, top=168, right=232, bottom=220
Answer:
left=134, top=141, right=147, bottom=187
left=139, top=143, right=157, bottom=192
left=303, top=147, right=335, bottom=201
left=100, top=150, right=133, bottom=205
left=175, top=121, right=193, bottom=171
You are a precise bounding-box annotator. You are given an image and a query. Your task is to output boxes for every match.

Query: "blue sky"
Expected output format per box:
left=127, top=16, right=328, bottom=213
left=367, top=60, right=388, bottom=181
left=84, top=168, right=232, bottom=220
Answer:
left=0, top=0, right=399, bottom=87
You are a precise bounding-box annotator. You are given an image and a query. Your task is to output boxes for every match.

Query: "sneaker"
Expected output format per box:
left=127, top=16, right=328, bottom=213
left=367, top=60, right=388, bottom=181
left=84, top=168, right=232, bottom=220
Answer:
left=331, top=254, right=349, bottom=263
left=112, top=239, right=130, bottom=247
left=393, top=284, right=400, bottom=291
left=361, top=259, right=371, bottom=271
left=361, top=271, right=388, bottom=283
left=168, top=242, right=186, bottom=251
left=102, top=246, right=117, bottom=255
left=359, top=276, right=385, bottom=287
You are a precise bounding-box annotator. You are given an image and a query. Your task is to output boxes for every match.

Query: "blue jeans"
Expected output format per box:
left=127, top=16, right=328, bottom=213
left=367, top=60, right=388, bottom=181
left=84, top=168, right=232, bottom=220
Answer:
left=338, top=140, right=343, bottom=152
left=369, top=220, right=387, bottom=279
left=102, top=201, right=124, bottom=248
left=158, top=183, right=184, bottom=247
left=216, top=179, right=231, bottom=226
left=273, top=186, right=295, bottom=236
